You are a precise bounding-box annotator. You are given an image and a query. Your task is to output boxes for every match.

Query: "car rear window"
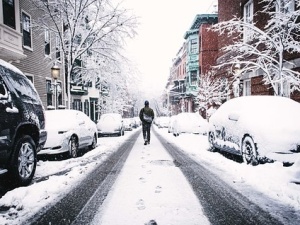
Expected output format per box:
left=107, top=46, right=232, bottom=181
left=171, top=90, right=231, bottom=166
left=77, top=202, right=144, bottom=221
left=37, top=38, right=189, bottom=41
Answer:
left=3, top=68, right=41, bottom=104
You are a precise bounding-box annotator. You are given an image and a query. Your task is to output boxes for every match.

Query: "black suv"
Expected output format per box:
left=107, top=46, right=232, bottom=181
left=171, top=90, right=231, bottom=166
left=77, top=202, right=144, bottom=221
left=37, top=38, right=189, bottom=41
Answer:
left=0, top=60, right=47, bottom=186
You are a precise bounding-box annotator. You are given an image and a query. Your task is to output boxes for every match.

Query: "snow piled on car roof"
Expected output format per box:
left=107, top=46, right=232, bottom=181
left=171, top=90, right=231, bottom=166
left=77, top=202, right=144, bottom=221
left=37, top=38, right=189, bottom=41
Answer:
left=0, top=59, right=24, bottom=75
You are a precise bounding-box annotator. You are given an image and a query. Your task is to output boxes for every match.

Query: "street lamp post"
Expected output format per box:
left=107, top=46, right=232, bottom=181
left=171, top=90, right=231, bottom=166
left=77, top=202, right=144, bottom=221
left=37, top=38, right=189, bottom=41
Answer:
left=51, top=63, right=60, bottom=109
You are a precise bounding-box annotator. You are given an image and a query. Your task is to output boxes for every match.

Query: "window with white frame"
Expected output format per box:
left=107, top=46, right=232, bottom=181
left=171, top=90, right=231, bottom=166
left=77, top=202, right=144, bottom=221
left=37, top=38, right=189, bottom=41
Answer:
left=275, top=80, right=290, bottom=97
left=46, top=79, right=53, bottom=106
left=3, top=0, right=16, bottom=29
left=243, top=79, right=251, bottom=96
left=276, top=0, right=295, bottom=13
left=190, top=70, right=198, bottom=86
left=22, top=11, right=32, bottom=48
left=243, top=0, right=254, bottom=42
left=190, top=38, right=198, bottom=54
left=45, top=29, right=50, bottom=56
left=25, top=74, right=34, bottom=83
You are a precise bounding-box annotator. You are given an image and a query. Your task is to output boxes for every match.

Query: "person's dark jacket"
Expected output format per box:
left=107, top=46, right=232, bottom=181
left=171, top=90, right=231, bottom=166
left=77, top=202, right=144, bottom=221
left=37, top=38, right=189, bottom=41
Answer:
left=139, top=106, right=154, bottom=124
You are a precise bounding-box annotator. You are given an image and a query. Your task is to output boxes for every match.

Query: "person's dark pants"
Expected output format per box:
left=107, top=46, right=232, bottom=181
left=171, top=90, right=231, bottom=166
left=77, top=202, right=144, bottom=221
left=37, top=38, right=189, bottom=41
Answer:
left=142, top=122, right=151, bottom=143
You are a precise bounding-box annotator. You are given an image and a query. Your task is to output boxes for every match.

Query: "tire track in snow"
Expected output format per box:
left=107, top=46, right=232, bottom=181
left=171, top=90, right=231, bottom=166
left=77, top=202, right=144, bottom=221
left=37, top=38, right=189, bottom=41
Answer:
left=154, top=129, right=285, bottom=225
left=24, top=131, right=141, bottom=225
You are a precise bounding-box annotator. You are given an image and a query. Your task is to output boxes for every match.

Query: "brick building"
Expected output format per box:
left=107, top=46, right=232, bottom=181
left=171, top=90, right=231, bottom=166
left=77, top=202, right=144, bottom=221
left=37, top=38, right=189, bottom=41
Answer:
left=167, top=14, right=218, bottom=115
left=217, top=0, right=300, bottom=102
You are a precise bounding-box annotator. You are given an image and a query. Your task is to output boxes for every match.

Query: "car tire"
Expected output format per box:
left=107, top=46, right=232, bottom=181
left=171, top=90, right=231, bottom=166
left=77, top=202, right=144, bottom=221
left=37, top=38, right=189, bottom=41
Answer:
left=69, top=136, right=78, bottom=158
left=9, top=135, right=37, bottom=186
left=241, top=135, right=259, bottom=166
left=208, top=132, right=217, bottom=152
left=89, top=134, right=97, bottom=150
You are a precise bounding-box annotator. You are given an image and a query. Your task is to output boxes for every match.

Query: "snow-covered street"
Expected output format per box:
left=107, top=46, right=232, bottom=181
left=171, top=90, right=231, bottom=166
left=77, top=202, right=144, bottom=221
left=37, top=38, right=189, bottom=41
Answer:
left=91, top=129, right=210, bottom=225
left=0, top=126, right=300, bottom=224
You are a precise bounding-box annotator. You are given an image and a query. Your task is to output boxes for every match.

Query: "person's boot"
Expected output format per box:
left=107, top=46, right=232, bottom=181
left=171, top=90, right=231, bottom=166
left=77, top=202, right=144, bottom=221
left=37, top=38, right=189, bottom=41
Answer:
left=144, top=139, right=148, bottom=145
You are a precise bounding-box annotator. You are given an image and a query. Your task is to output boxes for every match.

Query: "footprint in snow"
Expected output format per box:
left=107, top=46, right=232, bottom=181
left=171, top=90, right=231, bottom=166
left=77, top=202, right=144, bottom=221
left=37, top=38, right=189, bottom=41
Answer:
left=136, top=199, right=146, bottom=210
left=139, top=177, right=146, bottom=183
left=155, top=186, right=162, bottom=193
left=145, top=219, right=158, bottom=225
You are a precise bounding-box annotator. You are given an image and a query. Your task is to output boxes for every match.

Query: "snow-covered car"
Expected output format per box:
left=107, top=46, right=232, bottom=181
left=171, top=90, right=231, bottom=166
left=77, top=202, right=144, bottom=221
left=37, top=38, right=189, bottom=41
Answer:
left=208, top=96, right=300, bottom=165
left=168, top=115, right=177, bottom=133
left=97, top=113, right=124, bottom=137
left=0, top=59, right=47, bottom=186
left=156, top=116, right=170, bottom=128
left=123, top=118, right=133, bottom=131
left=133, top=117, right=141, bottom=127
left=39, top=109, right=97, bottom=158
left=172, top=113, right=208, bottom=136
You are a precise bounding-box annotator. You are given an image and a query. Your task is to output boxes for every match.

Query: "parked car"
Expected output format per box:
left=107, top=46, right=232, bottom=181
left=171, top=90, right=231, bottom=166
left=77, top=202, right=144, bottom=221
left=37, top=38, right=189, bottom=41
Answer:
left=0, top=59, right=47, bottom=186
left=39, top=109, right=97, bottom=158
left=97, top=113, right=124, bottom=137
left=208, top=96, right=300, bottom=165
left=123, top=118, right=133, bottom=131
left=173, top=112, right=208, bottom=136
left=130, top=117, right=141, bottom=128
left=156, top=116, right=170, bottom=128
left=168, top=115, right=177, bottom=133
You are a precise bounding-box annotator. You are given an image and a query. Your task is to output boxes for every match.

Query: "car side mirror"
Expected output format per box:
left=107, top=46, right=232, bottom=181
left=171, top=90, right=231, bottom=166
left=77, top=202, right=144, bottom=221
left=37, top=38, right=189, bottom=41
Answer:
left=0, top=91, right=13, bottom=109
left=228, top=112, right=239, bottom=121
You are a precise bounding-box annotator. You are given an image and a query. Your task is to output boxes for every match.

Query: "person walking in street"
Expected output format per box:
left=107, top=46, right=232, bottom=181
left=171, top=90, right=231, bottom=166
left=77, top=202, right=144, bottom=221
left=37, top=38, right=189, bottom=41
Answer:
left=139, top=100, right=154, bottom=145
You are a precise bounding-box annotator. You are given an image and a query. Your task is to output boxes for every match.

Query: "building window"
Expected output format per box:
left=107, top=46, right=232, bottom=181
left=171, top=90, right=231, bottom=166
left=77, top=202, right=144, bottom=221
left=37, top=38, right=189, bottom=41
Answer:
left=57, top=82, right=62, bottom=106
left=276, top=0, right=295, bottom=13
left=3, top=0, right=15, bottom=29
left=275, top=80, right=290, bottom=97
left=56, top=35, right=61, bottom=60
left=46, top=80, right=53, bottom=106
left=73, top=99, right=82, bottom=111
left=84, top=100, right=89, bottom=116
left=243, top=0, right=254, bottom=42
left=243, top=79, right=251, bottom=96
left=45, top=29, right=50, bottom=56
left=190, top=70, right=198, bottom=86
left=22, top=12, right=32, bottom=48
left=26, top=75, right=33, bottom=83
left=190, top=38, right=198, bottom=54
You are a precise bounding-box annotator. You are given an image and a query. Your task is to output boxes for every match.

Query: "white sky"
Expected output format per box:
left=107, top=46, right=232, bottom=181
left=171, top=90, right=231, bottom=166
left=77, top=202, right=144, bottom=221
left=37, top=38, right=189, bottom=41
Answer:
left=122, top=0, right=217, bottom=98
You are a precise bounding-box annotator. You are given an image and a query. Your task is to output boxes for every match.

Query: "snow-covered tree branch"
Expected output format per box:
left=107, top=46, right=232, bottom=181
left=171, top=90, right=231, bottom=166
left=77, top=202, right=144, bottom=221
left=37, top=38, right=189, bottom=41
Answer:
left=29, top=0, right=138, bottom=107
left=212, top=0, right=300, bottom=96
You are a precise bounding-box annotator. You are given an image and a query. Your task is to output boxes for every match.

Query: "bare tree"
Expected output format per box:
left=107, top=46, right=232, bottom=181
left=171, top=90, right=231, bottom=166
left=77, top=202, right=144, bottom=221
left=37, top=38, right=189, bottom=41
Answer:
left=30, top=0, right=137, bottom=108
left=212, top=0, right=300, bottom=96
